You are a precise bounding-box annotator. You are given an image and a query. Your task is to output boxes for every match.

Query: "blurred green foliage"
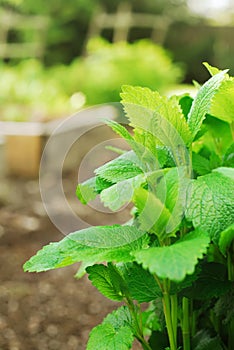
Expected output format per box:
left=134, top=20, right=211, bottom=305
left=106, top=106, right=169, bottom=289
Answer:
left=61, top=38, right=183, bottom=105
left=0, top=0, right=188, bottom=65
left=0, top=38, right=183, bottom=121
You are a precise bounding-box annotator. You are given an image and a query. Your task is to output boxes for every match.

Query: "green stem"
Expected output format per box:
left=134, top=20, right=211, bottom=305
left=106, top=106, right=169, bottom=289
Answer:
left=170, top=294, right=178, bottom=346
left=125, top=298, right=152, bottom=350
left=182, top=297, right=191, bottom=350
left=162, top=281, right=176, bottom=350
left=227, top=246, right=234, bottom=282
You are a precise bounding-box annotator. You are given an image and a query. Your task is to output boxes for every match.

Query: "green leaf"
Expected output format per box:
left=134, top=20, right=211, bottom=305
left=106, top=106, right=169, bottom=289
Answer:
left=134, top=167, right=188, bottom=238
left=76, top=176, right=113, bottom=204
left=118, top=262, right=162, bottom=302
left=219, top=224, right=234, bottom=256
left=186, top=168, right=234, bottom=243
left=192, top=152, right=211, bottom=175
left=87, top=306, right=134, bottom=350
left=134, top=188, right=172, bottom=240
left=23, top=225, right=149, bottom=272
left=187, top=70, right=227, bottom=138
left=121, top=85, right=192, bottom=148
left=203, top=62, right=223, bottom=76
left=210, top=77, right=234, bottom=123
left=95, top=151, right=143, bottom=183
left=100, top=174, right=145, bottom=211
left=105, top=119, right=157, bottom=171
left=134, top=229, right=210, bottom=282
left=86, top=263, right=127, bottom=301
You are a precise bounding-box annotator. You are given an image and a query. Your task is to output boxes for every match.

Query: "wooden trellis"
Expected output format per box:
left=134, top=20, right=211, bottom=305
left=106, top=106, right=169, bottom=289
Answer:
left=86, top=3, right=171, bottom=46
left=0, top=9, right=49, bottom=59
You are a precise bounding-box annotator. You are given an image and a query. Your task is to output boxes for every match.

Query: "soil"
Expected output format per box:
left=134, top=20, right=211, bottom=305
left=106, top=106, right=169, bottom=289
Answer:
left=0, top=173, right=142, bottom=350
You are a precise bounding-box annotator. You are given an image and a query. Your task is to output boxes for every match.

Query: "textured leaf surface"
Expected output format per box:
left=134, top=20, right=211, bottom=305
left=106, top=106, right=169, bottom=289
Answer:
left=95, top=151, right=143, bottom=182
left=186, top=168, right=234, bottom=243
left=134, top=230, right=210, bottom=282
left=187, top=70, right=227, bottom=138
left=121, top=85, right=192, bottom=147
left=86, top=263, right=126, bottom=301
left=87, top=306, right=134, bottom=350
left=23, top=225, right=149, bottom=272
left=118, top=262, right=162, bottom=302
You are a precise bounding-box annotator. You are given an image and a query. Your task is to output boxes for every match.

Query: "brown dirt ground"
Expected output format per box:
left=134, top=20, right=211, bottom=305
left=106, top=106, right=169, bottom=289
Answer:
left=0, top=174, right=142, bottom=350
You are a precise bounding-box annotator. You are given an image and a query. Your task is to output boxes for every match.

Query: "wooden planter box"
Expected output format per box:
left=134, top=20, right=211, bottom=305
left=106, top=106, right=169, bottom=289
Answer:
left=0, top=105, right=123, bottom=178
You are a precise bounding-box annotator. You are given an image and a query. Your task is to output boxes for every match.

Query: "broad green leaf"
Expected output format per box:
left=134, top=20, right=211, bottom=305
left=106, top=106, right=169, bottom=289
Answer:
left=186, top=168, right=234, bottom=243
left=210, top=77, right=234, bottom=123
left=76, top=176, right=112, bottom=204
left=86, top=263, right=127, bottom=301
left=182, top=262, right=232, bottom=300
left=219, top=224, right=234, bottom=256
left=187, top=70, right=227, bottom=138
left=117, top=262, right=162, bottom=303
left=100, top=174, right=145, bottom=211
left=134, top=229, right=210, bottom=282
left=95, top=151, right=143, bottom=183
left=121, top=85, right=192, bottom=147
left=23, top=225, right=149, bottom=272
left=87, top=306, right=134, bottom=350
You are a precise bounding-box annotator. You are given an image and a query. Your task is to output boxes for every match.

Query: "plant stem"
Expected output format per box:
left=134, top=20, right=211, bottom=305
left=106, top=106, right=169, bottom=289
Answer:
left=227, top=243, right=234, bottom=281
left=182, top=297, right=190, bottom=350
left=125, top=297, right=152, bottom=350
left=170, top=294, right=178, bottom=346
left=162, top=281, right=176, bottom=350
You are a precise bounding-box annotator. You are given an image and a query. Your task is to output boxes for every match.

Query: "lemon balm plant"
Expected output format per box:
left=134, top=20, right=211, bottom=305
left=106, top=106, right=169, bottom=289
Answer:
left=24, top=63, right=234, bottom=350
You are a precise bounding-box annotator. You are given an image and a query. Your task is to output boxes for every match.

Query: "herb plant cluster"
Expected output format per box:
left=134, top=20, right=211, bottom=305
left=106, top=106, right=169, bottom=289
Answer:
left=24, top=63, right=234, bottom=350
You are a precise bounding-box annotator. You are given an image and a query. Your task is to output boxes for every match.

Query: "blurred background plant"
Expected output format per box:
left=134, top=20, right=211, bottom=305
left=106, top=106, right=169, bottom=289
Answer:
left=0, top=0, right=234, bottom=121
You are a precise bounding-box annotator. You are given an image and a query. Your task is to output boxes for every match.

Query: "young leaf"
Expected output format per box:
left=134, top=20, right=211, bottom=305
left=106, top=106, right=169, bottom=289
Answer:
left=218, top=224, right=234, bottom=257
left=95, top=151, right=143, bottom=183
left=134, top=229, right=210, bottom=282
left=203, top=62, right=223, bottom=76
left=23, top=225, right=149, bottom=272
left=105, top=119, right=157, bottom=171
left=87, top=306, right=134, bottom=350
left=186, top=168, right=234, bottom=243
left=121, top=85, right=192, bottom=147
left=100, top=174, right=145, bottom=211
left=187, top=70, right=227, bottom=139
left=86, top=263, right=127, bottom=301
